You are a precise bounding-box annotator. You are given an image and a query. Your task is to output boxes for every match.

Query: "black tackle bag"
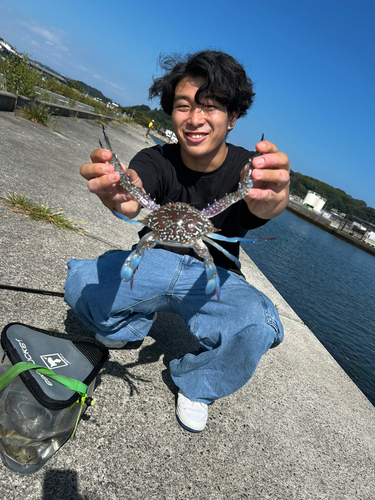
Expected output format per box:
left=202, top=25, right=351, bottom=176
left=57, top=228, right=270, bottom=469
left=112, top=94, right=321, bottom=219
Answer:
left=0, top=323, right=109, bottom=475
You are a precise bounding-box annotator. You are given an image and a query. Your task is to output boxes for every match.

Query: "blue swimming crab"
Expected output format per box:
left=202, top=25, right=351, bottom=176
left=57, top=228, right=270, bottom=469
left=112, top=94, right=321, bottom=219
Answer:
left=100, top=126, right=274, bottom=300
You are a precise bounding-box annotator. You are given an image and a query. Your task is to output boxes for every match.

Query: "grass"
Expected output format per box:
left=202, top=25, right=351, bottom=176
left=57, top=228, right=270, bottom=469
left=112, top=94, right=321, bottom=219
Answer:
left=1, top=192, right=87, bottom=235
left=17, top=103, right=51, bottom=127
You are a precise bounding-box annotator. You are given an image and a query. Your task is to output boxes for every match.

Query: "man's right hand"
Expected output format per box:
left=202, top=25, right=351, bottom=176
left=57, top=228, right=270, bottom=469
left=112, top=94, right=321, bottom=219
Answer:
left=80, top=148, right=143, bottom=219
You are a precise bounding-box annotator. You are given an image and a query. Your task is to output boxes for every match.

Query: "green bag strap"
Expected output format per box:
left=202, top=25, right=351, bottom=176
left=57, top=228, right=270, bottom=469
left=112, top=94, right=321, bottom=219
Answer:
left=0, top=361, right=88, bottom=395
left=0, top=361, right=96, bottom=441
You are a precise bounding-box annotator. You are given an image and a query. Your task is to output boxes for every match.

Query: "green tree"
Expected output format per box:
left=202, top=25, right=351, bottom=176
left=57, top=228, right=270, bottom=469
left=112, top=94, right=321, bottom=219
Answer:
left=289, top=169, right=375, bottom=224
left=0, top=52, right=40, bottom=99
left=67, top=79, right=84, bottom=93
left=121, top=104, right=173, bottom=132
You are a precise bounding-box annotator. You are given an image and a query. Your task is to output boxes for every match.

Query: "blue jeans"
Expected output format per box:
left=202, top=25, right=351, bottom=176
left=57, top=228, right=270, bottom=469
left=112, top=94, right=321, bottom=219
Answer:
left=64, top=249, right=283, bottom=404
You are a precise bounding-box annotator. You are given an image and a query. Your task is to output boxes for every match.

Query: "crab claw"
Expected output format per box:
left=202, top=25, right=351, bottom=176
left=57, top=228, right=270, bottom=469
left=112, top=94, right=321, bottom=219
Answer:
left=204, top=262, right=221, bottom=301
left=120, top=251, right=144, bottom=287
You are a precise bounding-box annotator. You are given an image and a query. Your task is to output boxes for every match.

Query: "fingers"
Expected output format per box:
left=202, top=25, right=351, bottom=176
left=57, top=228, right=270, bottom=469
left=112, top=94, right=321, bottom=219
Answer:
left=255, top=139, right=279, bottom=154
left=82, top=148, right=113, bottom=181
left=252, top=150, right=290, bottom=171
left=81, top=159, right=113, bottom=180
left=247, top=183, right=288, bottom=201
left=251, top=154, right=290, bottom=184
left=80, top=147, right=143, bottom=218
left=252, top=140, right=290, bottom=181
left=86, top=170, right=121, bottom=195
left=90, top=148, right=112, bottom=163
left=82, top=147, right=120, bottom=196
left=243, top=141, right=291, bottom=219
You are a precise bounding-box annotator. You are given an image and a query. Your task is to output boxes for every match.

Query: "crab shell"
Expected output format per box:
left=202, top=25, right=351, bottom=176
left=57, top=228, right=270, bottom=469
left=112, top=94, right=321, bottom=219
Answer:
left=141, top=202, right=218, bottom=244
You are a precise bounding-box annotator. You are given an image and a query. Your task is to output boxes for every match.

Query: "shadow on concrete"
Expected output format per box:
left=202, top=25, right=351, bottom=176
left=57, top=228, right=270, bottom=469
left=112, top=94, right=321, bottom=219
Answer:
left=42, top=469, right=100, bottom=500
left=64, top=309, right=200, bottom=398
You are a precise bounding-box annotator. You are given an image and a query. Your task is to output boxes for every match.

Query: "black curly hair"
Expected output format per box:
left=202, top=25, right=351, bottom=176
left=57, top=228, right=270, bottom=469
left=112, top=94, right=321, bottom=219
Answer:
left=149, top=50, right=255, bottom=118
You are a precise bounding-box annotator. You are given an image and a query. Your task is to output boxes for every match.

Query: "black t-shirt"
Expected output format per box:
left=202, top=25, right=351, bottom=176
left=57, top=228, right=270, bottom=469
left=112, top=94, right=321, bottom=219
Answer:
left=129, top=143, right=268, bottom=273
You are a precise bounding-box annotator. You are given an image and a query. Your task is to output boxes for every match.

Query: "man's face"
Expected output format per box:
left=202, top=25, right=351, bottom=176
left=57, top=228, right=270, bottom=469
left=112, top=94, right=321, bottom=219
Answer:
left=171, top=75, right=237, bottom=171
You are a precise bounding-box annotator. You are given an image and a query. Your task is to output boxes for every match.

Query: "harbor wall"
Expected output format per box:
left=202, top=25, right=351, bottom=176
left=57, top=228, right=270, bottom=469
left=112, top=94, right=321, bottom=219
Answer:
left=287, top=200, right=375, bottom=256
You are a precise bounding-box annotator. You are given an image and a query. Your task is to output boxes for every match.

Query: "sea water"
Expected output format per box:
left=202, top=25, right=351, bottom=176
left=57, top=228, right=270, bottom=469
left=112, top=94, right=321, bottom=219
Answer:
left=243, top=209, right=375, bottom=406
left=150, top=136, right=375, bottom=406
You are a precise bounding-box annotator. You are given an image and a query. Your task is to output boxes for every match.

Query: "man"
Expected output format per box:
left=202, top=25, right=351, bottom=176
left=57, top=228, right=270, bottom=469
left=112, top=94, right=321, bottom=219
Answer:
left=145, top=119, right=154, bottom=137
left=65, top=50, right=290, bottom=433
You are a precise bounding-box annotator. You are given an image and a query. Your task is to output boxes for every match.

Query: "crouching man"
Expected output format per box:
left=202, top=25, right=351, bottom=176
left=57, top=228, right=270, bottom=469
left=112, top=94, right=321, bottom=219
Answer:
left=65, top=50, right=290, bottom=432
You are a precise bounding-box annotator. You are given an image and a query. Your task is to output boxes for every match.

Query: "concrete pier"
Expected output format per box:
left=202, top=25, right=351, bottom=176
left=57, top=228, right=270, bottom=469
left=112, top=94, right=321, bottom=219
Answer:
left=287, top=200, right=375, bottom=257
left=0, top=112, right=374, bottom=499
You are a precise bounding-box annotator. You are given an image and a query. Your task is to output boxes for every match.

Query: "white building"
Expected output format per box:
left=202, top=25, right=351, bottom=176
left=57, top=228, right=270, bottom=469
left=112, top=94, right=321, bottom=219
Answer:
left=0, top=38, right=17, bottom=56
left=165, top=129, right=178, bottom=144
left=352, top=221, right=367, bottom=232
left=303, top=191, right=327, bottom=213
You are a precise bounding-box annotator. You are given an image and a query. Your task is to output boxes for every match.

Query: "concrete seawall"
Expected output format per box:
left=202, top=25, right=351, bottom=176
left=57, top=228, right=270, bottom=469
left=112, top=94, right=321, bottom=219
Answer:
left=0, top=90, right=102, bottom=119
left=0, top=90, right=173, bottom=142
left=0, top=112, right=374, bottom=499
left=287, top=200, right=375, bottom=257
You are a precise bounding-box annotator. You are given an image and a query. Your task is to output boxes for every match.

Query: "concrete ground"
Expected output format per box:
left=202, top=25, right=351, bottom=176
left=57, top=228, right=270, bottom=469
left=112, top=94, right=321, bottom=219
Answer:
left=0, top=112, right=374, bottom=499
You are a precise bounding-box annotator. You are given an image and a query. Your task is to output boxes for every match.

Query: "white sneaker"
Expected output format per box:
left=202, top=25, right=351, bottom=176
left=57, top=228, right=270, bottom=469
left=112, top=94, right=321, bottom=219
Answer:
left=176, top=390, right=208, bottom=433
left=95, top=334, right=127, bottom=349
left=94, top=314, right=158, bottom=349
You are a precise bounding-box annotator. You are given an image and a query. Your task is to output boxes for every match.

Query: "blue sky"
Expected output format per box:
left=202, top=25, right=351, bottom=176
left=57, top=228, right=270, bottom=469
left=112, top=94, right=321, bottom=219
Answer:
left=1, top=0, right=374, bottom=207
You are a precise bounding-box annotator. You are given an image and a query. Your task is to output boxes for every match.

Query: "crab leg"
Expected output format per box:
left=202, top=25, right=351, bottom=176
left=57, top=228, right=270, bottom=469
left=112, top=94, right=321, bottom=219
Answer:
left=201, top=161, right=255, bottom=218
left=120, top=233, right=159, bottom=287
left=203, top=234, right=276, bottom=270
left=202, top=236, right=242, bottom=269
left=192, top=240, right=220, bottom=300
left=204, top=263, right=220, bottom=299
left=202, top=136, right=264, bottom=219
left=100, top=126, right=159, bottom=212
left=206, top=233, right=276, bottom=243
left=114, top=210, right=144, bottom=226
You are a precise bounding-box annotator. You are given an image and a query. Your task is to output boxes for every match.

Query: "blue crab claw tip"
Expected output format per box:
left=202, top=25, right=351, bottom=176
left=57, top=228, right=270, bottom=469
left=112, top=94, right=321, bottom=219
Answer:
left=205, top=278, right=220, bottom=301
left=128, top=253, right=143, bottom=268
left=120, top=264, right=135, bottom=282
left=204, top=263, right=220, bottom=297
left=205, top=264, right=217, bottom=281
left=205, top=279, right=215, bottom=295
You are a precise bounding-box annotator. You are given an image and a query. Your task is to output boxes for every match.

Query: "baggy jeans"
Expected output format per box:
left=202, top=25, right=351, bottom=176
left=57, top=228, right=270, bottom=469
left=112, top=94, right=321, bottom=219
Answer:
left=64, top=248, right=284, bottom=404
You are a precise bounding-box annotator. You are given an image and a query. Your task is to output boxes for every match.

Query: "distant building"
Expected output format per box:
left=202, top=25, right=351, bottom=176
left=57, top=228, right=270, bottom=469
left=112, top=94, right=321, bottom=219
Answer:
left=331, top=208, right=346, bottom=218
left=165, top=129, right=178, bottom=144
left=106, top=102, right=119, bottom=109
left=303, top=191, right=327, bottom=213
left=0, top=38, right=17, bottom=56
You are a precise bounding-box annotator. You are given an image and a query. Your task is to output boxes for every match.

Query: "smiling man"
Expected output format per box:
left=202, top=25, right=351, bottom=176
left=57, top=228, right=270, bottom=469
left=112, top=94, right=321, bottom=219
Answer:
left=171, top=75, right=237, bottom=171
left=65, top=50, right=290, bottom=433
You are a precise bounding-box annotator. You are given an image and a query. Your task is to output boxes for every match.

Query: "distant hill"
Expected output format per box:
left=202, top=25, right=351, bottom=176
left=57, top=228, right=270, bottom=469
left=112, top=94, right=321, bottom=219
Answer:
left=76, top=80, right=112, bottom=104
left=290, top=170, right=375, bottom=224
left=121, top=104, right=173, bottom=131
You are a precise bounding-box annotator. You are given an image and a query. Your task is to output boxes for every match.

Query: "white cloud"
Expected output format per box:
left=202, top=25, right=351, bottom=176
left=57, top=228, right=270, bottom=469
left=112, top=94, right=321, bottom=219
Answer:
left=23, top=23, right=71, bottom=55
left=76, top=65, right=89, bottom=72
left=108, top=82, right=123, bottom=90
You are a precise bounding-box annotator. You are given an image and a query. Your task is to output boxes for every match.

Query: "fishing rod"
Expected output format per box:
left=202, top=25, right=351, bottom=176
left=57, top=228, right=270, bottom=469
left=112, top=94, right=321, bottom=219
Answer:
left=0, top=284, right=65, bottom=298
